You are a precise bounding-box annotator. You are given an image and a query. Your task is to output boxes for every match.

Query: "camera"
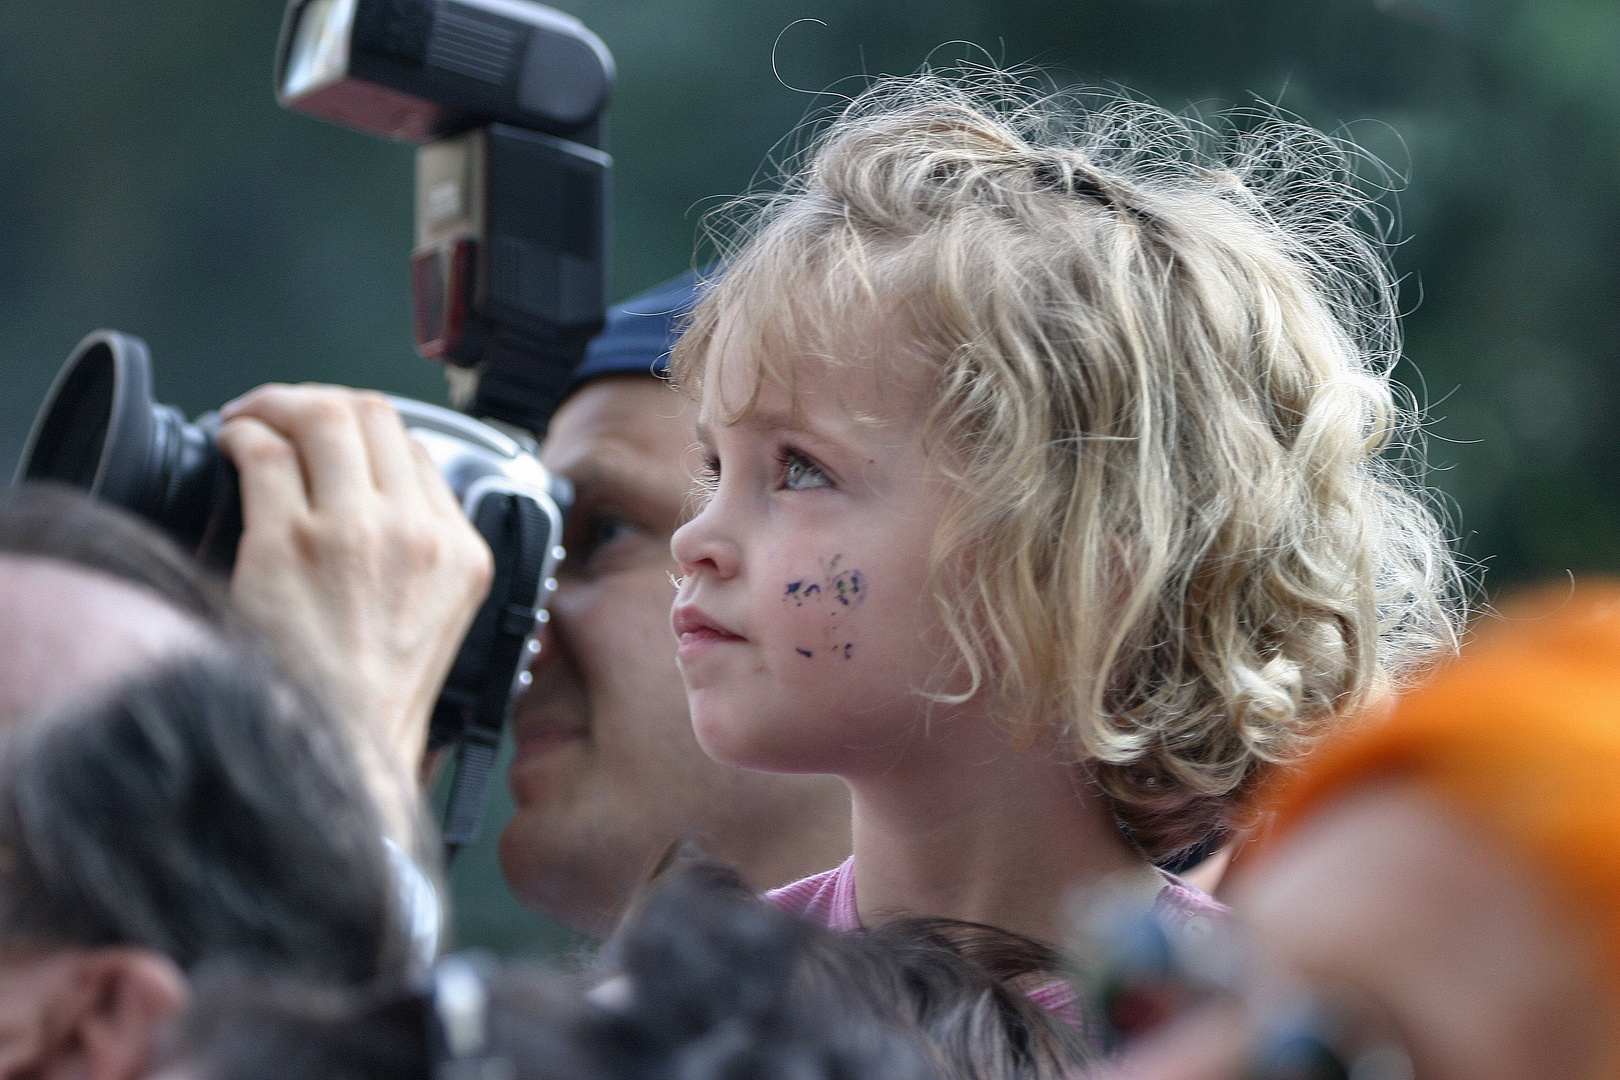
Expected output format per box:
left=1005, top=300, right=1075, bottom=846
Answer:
left=16, top=330, right=568, bottom=847
left=13, top=0, right=616, bottom=849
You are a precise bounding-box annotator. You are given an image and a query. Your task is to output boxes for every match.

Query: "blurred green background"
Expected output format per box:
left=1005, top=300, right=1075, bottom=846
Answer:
left=3, top=0, right=1616, bottom=955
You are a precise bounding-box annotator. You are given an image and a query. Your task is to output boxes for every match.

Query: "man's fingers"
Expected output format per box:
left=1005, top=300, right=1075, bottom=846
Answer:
left=217, top=415, right=312, bottom=527
left=412, top=439, right=495, bottom=604
left=220, top=384, right=374, bottom=511
left=409, top=438, right=465, bottom=519
left=352, top=391, right=428, bottom=497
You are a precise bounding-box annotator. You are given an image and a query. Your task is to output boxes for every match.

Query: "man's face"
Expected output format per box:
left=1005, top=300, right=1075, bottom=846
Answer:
left=498, top=377, right=850, bottom=935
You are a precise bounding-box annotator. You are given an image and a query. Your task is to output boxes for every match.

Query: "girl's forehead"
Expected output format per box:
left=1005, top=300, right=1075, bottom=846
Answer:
left=699, top=301, right=938, bottom=431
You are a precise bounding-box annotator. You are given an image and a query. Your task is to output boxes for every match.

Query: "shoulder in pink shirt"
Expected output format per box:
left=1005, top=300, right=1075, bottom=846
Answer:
left=763, top=856, right=863, bottom=932
left=764, top=856, right=1226, bottom=929
left=763, top=857, right=1227, bottom=1034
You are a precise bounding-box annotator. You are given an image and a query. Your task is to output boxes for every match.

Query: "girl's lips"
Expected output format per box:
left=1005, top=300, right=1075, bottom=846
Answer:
left=671, top=605, right=745, bottom=657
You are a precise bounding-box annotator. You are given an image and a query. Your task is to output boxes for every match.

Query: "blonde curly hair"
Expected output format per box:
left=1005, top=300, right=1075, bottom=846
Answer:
left=669, top=72, right=1465, bottom=861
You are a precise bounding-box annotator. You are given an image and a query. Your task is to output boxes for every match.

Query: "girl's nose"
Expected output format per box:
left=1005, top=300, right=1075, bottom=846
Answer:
left=670, top=499, right=742, bottom=580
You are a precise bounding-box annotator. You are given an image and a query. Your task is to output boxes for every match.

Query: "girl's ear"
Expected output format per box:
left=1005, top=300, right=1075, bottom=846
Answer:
left=46, top=948, right=188, bottom=1080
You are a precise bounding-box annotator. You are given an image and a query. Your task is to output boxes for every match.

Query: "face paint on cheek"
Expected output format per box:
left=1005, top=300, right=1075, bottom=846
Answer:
left=832, top=569, right=866, bottom=607
left=782, top=579, right=822, bottom=606
left=782, top=560, right=866, bottom=608
left=783, top=557, right=868, bottom=662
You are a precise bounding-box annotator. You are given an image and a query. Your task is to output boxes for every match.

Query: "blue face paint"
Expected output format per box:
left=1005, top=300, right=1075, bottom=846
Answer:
left=782, top=557, right=867, bottom=660
left=832, top=569, right=865, bottom=606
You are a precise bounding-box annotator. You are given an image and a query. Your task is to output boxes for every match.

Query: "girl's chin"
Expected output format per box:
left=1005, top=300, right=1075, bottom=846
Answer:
left=690, top=706, right=842, bottom=775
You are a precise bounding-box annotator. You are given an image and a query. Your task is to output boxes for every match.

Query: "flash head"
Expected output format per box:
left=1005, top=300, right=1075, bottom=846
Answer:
left=276, top=0, right=613, bottom=437
left=276, top=0, right=613, bottom=146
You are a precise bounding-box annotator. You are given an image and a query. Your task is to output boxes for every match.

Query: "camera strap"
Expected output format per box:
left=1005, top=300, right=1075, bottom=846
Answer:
left=440, top=491, right=548, bottom=853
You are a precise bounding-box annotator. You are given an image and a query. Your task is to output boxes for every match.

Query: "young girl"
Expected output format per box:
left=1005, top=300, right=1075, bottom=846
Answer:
left=666, top=75, right=1460, bottom=966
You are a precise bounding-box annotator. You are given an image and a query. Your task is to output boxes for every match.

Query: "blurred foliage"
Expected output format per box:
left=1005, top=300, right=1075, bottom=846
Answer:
left=2, top=0, right=1616, bottom=952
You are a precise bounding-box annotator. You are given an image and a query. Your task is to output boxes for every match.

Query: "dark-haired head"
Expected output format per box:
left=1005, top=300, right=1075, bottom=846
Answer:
left=0, top=650, right=411, bottom=983
left=601, top=858, right=1095, bottom=1079
left=164, top=860, right=958, bottom=1080
left=165, top=856, right=1103, bottom=1080
left=0, top=483, right=231, bottom=626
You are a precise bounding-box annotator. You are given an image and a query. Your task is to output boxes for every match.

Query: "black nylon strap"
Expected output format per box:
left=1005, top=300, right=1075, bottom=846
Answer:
left=442, top=740, right=498, bottom=846
left=442, top=493, right=548, bottom=852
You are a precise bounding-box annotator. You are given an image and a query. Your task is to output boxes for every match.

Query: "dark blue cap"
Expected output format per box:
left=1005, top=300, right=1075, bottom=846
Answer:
left=569, top=269, right=706, bottom=393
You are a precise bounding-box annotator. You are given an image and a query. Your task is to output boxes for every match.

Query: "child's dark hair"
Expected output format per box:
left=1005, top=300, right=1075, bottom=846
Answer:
left=603, top=858, right=1096, bottom=1079
left=163, top=861, right=943, bottom=1080
left=166, top=860, right=1093, bottom=1080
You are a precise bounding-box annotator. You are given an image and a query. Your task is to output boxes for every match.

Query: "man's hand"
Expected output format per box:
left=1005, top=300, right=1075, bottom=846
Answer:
left=217, top=385, right=494, bottom=792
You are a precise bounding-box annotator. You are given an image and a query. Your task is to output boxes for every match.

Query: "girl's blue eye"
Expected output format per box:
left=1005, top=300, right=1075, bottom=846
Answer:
left=782, top=451, right=831, bottom=491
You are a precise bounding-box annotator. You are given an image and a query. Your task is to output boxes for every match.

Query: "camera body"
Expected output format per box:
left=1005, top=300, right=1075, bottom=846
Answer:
left=14, top=330, right=570, bottom=845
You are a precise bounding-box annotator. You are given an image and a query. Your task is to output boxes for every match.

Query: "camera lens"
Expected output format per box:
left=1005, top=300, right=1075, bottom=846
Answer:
left=15, top=331, right=242, bottom=567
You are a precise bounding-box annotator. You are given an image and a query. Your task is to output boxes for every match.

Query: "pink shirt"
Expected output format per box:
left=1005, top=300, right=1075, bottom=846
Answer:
left=764, top=857, right=1227, bottom=1032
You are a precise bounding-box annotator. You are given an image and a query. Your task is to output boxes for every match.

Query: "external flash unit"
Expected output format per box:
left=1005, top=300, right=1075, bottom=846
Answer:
left=276, top=0, right=614, bottom=434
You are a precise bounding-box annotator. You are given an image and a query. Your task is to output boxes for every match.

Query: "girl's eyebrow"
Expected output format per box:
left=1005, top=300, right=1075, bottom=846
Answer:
left=697, top=404, right=855, bottom=449
left=702, top=406, right=818, bottom=439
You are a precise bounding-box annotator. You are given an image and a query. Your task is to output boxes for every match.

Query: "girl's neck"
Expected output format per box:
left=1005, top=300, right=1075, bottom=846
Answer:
left=842, top=713, right=1154, bottom=946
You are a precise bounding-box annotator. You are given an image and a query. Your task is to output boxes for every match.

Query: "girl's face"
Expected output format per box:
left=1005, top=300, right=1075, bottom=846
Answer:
left=669, top=320, right=958, bottom=777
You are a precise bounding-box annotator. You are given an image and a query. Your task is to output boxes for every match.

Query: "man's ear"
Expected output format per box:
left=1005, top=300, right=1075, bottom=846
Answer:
left=46, top=949, right=189, bottom=1080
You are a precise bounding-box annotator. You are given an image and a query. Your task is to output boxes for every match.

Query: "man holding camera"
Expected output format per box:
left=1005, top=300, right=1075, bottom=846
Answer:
left=220, top=273, right=852, bottom=936
left=13, top=0, right=850, bottom=940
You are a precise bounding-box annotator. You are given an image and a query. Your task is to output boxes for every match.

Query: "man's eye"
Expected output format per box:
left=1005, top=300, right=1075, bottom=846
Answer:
left=566, top=514, right=637, bottom=571
left=781, top=450, right=831, bottom=491
left=587, top=516, right=636, bottom=553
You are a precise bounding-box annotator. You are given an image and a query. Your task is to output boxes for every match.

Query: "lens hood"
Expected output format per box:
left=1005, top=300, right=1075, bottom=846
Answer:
left=16, top=330, right=240, bottom=564
left=17, top=330, right=155, bottom=499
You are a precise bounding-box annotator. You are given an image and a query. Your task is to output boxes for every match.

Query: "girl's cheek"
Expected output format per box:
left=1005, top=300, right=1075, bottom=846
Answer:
left=780, top=554, right=868, bottom=663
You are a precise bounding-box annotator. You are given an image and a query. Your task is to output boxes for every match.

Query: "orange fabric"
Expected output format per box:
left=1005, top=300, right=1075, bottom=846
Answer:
left=1255, top=581, right=1620, bottom=991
